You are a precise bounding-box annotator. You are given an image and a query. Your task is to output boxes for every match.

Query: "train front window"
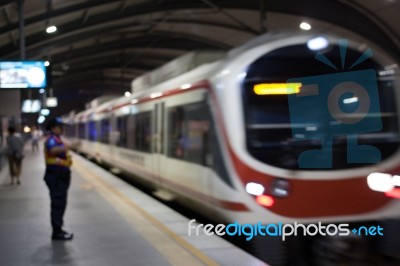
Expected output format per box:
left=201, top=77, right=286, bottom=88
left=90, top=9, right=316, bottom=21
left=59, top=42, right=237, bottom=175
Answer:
left=242, top=44, right=400, bottom=170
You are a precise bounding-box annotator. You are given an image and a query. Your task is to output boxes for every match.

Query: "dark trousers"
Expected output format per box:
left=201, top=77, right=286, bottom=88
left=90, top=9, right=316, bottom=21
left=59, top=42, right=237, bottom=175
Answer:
left=44, top=169, right=71, bottom=232
left=8, top=155, right=22, bottom=178
left=32, top=140, right=39, bottom=152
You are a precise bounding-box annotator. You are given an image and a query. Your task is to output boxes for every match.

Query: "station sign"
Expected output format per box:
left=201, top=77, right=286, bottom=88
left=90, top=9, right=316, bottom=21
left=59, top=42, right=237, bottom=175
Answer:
left=0, top=61, right=48, bottom=89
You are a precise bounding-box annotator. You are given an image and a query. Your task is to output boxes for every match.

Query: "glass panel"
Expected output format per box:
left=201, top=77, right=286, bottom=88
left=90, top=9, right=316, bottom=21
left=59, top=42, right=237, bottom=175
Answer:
left=88, top=121, right=97, bottom=141
left=242, top=44, right=399, bottom=170
left=100, top=119, right=110, bottom=144
left=117, top=116, right=128, bottom=147
left=168, top=102, right=210, bottom=164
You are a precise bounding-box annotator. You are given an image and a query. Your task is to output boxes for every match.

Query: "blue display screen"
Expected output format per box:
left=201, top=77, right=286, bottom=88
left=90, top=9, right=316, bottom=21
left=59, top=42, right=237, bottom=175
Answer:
left=0, top=61, right=47, bottom=88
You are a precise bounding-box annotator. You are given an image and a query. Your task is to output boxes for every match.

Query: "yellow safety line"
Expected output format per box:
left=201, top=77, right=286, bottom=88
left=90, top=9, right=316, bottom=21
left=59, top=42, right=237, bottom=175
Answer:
left=73, top=155, right=219, bottom=266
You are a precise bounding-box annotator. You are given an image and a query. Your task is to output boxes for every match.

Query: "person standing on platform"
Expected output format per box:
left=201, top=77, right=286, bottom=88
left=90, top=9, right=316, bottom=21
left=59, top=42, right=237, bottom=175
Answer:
left=44, top=118, right=74, bottom=240
left=6, top=126, right=24, bottom=185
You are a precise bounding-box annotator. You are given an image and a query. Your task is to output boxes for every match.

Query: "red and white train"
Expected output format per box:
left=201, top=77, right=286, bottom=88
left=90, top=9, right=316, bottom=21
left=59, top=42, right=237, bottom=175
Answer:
left=63, top=32, right=400, bottom=228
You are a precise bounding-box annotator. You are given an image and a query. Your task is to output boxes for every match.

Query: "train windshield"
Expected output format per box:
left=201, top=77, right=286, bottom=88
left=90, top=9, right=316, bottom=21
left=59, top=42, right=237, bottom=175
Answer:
left=242, top=43, right=400, bottom=170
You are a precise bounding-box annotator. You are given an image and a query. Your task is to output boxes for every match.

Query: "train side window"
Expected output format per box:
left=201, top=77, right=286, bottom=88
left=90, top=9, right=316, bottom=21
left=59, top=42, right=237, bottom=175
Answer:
left=117, top=115, right=128, bottom=148
left=127, top=115, right=135, bottom=150
left=100, top=119, right=110, bottom=143
left=88, top=121, right=97, bottom=141
left=70, top=124, right=76, bottom=138
left=167, top=102, right=210, bottom=164
left=65, top=124, right=73, bottom=137
left=70, top=124, right=75, bottom=138
left=131, top=112, right=151, bottom=153
left=78, top=122, right=86, bottom=139
left=96, top=121, right=101, bottom=141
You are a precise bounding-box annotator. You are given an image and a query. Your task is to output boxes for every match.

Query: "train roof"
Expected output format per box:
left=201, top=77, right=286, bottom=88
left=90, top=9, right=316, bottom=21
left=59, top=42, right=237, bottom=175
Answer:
left=84, top=95, right=120, bottom=110
left=131, top=50, right=226, bottom=93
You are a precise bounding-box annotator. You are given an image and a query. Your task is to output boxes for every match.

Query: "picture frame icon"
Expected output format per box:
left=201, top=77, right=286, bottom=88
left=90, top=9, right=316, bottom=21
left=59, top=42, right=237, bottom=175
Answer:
left=287, top=69, right=382, bottom=168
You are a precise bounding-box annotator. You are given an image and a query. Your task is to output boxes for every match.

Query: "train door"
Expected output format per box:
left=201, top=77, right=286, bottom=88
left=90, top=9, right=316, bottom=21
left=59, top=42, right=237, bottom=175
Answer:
left=166, top=98, right=213, bottom=196
left=200, top=99, right=214, bottom=198
left=109, top=113, right=117, bottom=165
left=152, top=102, right=165, bottom=188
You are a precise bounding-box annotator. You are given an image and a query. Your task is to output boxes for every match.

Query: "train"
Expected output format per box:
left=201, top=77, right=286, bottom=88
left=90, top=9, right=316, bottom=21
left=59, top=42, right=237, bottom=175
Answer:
left=63, top=32, right=400, bottom=264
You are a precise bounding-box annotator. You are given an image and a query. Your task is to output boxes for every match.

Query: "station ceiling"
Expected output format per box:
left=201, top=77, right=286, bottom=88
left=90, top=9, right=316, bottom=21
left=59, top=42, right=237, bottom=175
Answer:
left=0, top=0, right=399, bottom=116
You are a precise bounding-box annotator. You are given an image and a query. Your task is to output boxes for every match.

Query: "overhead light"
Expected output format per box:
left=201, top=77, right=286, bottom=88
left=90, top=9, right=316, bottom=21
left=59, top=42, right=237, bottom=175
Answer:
left=22, top=99, right=41, bottom=113
left=46, top=25, right=57, bottom=34
left=38, top=116, right=46, bottom=124
left=44, top=61, right=50, bottom=66
left=124, top=91, right=131, bottom=97
left=39, top=88, right=45, bottom=94
left=307, top=36, right=329, bottom=51
left=40, top=108, right=50, bottom=116
left=46, top=97, right=58, bottom=107
left=300, top=22, right=311, bottom=31
left=23, top=126, right=31, bottom=133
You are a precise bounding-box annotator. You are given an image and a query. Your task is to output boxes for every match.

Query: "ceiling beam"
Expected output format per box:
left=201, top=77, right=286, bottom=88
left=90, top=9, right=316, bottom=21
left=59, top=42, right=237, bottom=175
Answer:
left=82, top=9, right=90, bottom=23
left=119, top=0, right=130, bottom=13
left=3, top=26, right=229, bottom=59
left=1, top=0, right=398, bottom=60
left=52, top=49, right=173, bottom=69
left=0, top=0, right=120, bottom=35
left=200, top=0, right=259, bottom=35
left=2, top=5, right=12, bottom=24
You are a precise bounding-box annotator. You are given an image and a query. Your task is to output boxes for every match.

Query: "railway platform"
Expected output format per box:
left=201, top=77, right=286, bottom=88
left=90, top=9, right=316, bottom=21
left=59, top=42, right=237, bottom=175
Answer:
left=0, top=143, right=267, bottom=266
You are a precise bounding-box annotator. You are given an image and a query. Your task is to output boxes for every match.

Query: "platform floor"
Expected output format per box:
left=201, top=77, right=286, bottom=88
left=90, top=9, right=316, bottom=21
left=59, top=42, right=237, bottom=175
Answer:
left=0, top=143, right=267, bottom=266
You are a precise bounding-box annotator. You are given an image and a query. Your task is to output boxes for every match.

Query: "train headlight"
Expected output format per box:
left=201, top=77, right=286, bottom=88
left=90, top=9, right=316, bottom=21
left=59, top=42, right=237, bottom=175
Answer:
left=270, top=178, right=291, bottom=198
left=392, top=175, right=400, bottom=186
left=367, top=172, right=394, bottom=192
left=245, top=182, right=265, bottom=196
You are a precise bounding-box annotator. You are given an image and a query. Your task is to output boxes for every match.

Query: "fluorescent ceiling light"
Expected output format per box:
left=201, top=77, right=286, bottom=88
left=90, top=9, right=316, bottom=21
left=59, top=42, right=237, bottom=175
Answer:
left=40, top=109, right=50, bottom=116
left=46, top=25, right=57, bottom=34
left=300, top=22, right=311, bottom=31
left=38, top=116, right=46, bottom=124
left=46, top=97, right=58, bottom=107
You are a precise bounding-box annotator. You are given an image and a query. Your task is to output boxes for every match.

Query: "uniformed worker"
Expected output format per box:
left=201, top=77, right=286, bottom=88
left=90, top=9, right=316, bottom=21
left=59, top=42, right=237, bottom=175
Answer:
left=44, top=118, right=75, bottom=240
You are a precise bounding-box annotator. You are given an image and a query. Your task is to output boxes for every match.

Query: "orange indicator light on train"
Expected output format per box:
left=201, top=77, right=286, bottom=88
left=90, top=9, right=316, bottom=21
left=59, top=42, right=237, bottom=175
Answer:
left=253, top=83, right=302, bottom=95
left=256, top=195, right=275, bottom=207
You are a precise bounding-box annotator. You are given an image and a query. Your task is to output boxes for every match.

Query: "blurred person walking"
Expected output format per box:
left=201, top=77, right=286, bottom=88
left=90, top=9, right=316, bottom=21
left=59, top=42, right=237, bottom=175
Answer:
left=6, top=126, right=24, bottom=185
left=31, top=126, right=42, bottom=152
